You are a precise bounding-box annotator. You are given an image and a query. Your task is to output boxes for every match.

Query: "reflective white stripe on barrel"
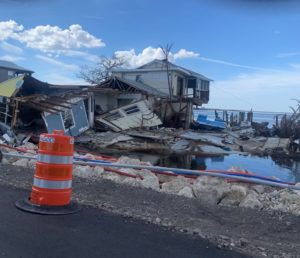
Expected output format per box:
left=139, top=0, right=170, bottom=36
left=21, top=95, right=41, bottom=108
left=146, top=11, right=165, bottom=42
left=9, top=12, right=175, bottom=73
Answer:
left=38, top=154, right=73, bottom=164
left=33, top=178, right=72, bottom=189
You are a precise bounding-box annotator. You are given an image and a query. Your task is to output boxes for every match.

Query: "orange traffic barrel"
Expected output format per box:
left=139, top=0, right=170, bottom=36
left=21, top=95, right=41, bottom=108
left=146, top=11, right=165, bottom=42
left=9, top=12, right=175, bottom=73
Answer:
left=16, top=130, right=80, bottom=215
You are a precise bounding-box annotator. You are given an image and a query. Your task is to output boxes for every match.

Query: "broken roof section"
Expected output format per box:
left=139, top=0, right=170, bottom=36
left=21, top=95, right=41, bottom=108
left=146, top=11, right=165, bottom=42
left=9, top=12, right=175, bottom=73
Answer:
left=98, top=76, right=169, bottom=97
left=112, top=59, right=213, bottom=81
left=0, top=75, right=91, bottom=114
left=0, top=75, right=24, bottom=97
left=0, top=60, right=34, bottom=74
left=14, top=76, right=90, bottom=113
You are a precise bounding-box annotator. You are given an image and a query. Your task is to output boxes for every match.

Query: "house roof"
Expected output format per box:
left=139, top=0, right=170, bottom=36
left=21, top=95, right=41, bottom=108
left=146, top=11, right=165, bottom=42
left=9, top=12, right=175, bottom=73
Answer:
left=112, top=59, right=212, bottom=81
left=0, top=60, right=34, bottom=73
left=98, top=76, right=169, bottom=98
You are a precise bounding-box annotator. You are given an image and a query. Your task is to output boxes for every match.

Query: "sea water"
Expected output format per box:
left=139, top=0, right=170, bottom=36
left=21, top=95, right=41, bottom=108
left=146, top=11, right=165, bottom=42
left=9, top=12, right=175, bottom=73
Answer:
left=193, top=109, right=288, bottom=127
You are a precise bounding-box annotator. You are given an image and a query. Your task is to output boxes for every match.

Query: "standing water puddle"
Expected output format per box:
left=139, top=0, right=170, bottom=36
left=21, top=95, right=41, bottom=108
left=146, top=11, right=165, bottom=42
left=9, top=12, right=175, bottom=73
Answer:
left=124, top=153, right=300, bottom=183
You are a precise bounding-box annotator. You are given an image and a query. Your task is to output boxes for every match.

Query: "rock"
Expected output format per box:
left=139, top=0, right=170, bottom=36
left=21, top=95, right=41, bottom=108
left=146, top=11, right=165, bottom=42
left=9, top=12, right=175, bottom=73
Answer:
left=81, top=153, right=96, bottom=160
left=240, top=192, right=263, bottom=209
left=161, top=176, right=190, bottom=194
left=102, top=173, right=122, bottom=183
left=12, top=158, right=29, bottom=167
left=117, top=156, right=141, bottom=165
left=136, top=169, right=153, bottom=177
left=27, top=159, right=36, bottom=169
left=292, top=182, right=300, bottom=196
left=155, top=217, right=161, bottom=224
left=251, top=184, right=265, bottom=194
left=1, top=158, right=10, bottom=164
left=141, top=175, right=160, bottom=190
left=178, top=186, right=194, bottom=198
left=192, top=176, right=230, bottom=204
left=93, top=166, right=104, bottom=175
left=73, top=165, right=95, bottom=178
left=122, top=177, right=142, bottom=187
left=220, top=185, right=248, bottom=206
left=20, top=142, right=37, bottom=151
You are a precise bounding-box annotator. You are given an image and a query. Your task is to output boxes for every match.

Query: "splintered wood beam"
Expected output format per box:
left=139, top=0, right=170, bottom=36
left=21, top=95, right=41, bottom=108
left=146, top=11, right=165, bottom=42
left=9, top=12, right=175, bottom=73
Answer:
left=48, top=98, right=74, bottom=104
left=28, top=101, right=63, bottom=112
left=11, top=100, right=19, bottom=129
left=40, top=100, right=71, bottom=109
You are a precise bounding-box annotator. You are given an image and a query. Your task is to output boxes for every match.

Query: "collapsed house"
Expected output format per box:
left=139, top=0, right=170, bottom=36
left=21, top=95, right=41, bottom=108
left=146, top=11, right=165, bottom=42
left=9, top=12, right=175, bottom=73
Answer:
left=0, top=75, right=93, bottom=141
left=94, top=59, right=212, bottom=130
left=0, top=59, right=213, bottom=139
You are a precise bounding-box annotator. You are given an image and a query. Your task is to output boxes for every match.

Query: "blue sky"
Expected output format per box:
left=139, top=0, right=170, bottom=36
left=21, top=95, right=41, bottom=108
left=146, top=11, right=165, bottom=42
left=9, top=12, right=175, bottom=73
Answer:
left=0, top=0, right=300, bottom=112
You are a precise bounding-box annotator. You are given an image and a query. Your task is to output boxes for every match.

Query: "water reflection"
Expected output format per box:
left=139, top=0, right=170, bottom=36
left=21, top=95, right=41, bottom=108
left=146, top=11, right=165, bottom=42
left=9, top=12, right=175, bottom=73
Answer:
left=127, top=153, right=300, bottom=183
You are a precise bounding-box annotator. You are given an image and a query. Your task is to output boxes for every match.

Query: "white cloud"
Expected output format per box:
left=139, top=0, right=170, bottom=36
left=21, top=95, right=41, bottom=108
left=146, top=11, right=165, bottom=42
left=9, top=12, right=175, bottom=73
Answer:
left=0, top=41, right=23, bottom=54
left=0, top=20, right=23, bottom=41
left=35, top=55, right=79, bottom=71
left=0, top=20, right=105, bottom=55
left=0, top=55, right=24, bottom=62
left=14, top=24, right=105, bottom=53
left=173, top=49, right=199, bottom=59
left=114, top=47, right=199, bottom=68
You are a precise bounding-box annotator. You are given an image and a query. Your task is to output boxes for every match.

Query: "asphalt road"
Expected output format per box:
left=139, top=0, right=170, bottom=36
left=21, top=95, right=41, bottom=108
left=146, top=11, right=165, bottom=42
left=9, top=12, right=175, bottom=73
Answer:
left=0, top=184, right=248, bottom=258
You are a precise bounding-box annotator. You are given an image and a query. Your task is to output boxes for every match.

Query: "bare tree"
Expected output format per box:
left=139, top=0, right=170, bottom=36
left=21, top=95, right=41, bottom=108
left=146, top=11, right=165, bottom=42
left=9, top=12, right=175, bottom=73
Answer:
left=159, top=44, right=173, bottom=99
left=78, top=55, right=127, bottom=84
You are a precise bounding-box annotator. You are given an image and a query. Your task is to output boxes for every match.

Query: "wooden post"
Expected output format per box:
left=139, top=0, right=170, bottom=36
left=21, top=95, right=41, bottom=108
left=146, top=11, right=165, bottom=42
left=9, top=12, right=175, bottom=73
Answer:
left=11, top=100, right=19, bottom=129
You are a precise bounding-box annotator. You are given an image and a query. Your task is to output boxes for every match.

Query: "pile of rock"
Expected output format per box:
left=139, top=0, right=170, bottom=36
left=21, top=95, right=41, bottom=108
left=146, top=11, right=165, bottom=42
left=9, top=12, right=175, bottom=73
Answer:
left=2, top=146, right=300, bottom=216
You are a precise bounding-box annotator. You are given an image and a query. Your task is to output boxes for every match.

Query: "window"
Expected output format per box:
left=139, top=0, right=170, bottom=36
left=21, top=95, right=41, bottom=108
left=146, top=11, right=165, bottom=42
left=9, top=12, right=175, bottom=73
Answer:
left=62, top=109, right=75, bottom=130
left=123, top=105, right=140, bottom=115
left=199, top=80, right=209, bottom=91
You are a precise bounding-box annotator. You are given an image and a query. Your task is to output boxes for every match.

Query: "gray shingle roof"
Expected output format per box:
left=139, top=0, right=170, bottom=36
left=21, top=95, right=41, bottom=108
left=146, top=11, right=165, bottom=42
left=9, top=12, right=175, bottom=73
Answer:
left=0, top=60, right=34, bottom=73
left=138, top=59, right=212, bottom=81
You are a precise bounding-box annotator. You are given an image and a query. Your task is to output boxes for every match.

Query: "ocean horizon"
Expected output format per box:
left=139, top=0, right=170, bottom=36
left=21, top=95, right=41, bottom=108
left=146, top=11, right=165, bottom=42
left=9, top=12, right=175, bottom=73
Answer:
left=193, top=108, right=291, bottom=126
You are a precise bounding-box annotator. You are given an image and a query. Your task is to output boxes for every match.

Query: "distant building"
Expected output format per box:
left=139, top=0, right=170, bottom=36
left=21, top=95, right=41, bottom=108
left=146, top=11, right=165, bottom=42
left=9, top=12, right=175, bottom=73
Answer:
left=0, top=60, right=33, bottom=83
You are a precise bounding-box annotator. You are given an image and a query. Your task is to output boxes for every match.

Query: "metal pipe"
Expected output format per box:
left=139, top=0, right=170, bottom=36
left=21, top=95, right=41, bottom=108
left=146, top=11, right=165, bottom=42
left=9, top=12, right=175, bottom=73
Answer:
left=3, top=152, right=300, bottom=191
left=73, top=159, right=300, bottom=191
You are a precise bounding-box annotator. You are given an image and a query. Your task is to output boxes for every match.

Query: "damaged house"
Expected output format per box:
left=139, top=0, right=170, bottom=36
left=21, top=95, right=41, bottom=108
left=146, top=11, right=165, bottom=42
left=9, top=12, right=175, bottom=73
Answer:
left=0, top=62, right=93, bottom=141
left=0, top=60, right=33, bottom=83
left=94, top=59, right=212, bottom=130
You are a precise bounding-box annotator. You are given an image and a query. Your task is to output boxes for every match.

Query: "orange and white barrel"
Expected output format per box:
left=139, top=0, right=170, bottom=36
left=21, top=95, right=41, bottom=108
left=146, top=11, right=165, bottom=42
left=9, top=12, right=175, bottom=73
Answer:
left=30, top=130, right=74, bottom=206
